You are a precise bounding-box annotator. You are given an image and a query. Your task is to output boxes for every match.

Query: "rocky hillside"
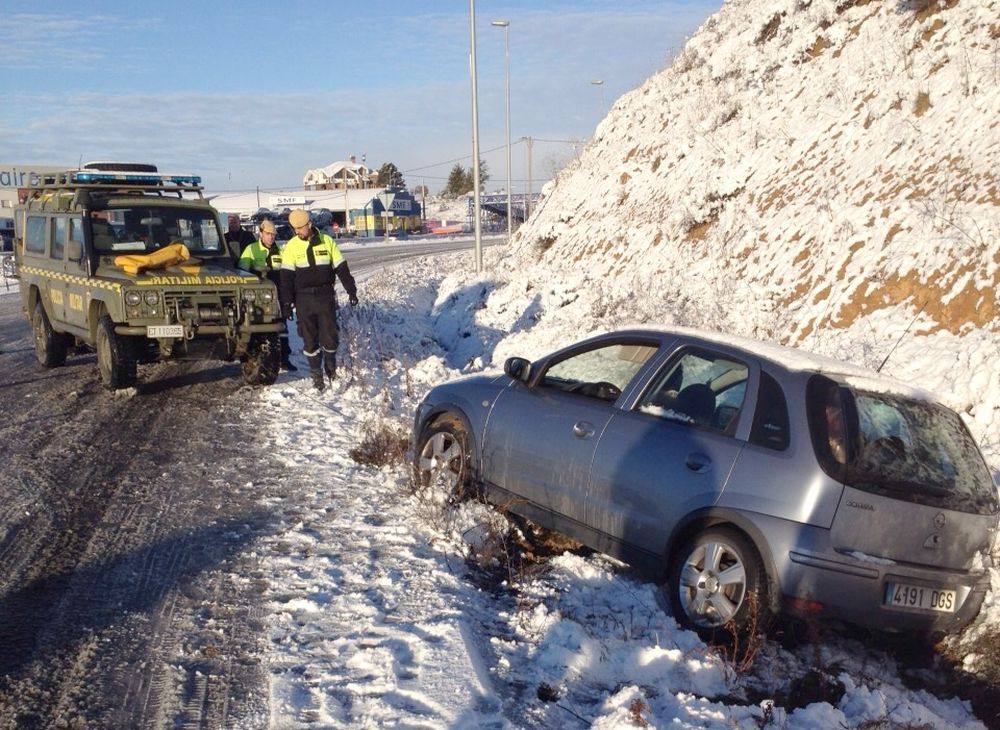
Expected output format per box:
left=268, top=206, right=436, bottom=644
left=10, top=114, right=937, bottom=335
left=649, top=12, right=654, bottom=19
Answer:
left=471, top=0, right=998, bottom=464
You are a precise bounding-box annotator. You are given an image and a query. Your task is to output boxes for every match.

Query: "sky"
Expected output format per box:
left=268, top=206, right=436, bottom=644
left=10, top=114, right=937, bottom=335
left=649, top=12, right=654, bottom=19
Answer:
left=0, top=0, right=720, bottom=193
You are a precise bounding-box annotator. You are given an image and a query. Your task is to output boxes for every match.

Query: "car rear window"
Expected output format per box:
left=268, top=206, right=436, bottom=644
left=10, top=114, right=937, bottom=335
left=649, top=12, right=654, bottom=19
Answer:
left=807, top=375, right=997, bottom=515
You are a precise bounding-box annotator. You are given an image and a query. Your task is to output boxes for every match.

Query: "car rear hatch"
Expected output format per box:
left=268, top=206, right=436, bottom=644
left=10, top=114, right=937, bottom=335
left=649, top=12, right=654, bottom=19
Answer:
left=808, top=375, right=998, bottom=570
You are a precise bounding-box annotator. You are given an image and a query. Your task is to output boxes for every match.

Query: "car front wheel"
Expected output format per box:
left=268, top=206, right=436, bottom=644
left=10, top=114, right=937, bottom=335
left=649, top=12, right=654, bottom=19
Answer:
left=241, top=333, right=280, bottom=386
left=414, top=419, right=470, bottom=499
left=667, top=527, right=770, bottom=636
left=96, top=314, right=137, bottom=390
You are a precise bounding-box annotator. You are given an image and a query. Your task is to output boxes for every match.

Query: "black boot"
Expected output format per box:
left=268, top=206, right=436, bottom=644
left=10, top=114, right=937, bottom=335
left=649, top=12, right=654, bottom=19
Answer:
left=281, top=358, right=298, bottom=372
left=310, top=369, right=325, bottom=391
left=280, top=337, right=297, bottom=371
left=324, top=354, right=336, bottom=383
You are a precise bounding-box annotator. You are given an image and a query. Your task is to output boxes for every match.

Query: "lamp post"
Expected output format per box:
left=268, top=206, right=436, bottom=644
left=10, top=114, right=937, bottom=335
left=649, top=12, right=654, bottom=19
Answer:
left=491, top=19, right=512, bottom=243
left=590, top=79, right=605, bottom=114
left=469, top=0, right=483, bottom=273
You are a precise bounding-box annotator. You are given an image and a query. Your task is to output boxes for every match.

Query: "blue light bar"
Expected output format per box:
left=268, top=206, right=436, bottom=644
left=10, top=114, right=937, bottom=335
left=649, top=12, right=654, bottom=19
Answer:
left=69, top=171, right=201, bottom=185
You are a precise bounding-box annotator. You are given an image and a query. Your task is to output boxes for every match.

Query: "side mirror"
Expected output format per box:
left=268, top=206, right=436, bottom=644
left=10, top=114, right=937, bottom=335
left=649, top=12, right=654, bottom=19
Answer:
left=67, top=239, right=83, bottom=262
left=504, top=356, right=531, bottom=383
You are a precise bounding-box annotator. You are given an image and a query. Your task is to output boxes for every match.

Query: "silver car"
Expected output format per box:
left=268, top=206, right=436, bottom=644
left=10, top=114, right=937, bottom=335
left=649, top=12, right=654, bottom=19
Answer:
left=413, top=327, right=998, bottom=636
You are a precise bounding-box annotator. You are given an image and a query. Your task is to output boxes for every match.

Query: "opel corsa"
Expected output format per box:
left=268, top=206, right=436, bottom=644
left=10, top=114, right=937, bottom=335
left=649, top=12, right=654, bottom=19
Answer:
left=413, top=328, right=998, bottom=636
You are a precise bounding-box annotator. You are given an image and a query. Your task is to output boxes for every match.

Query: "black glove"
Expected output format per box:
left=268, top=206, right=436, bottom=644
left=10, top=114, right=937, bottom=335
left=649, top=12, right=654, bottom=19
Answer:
left=282, top=304, right=294, bottom=321
left=349, top=294, right=359, bottom=306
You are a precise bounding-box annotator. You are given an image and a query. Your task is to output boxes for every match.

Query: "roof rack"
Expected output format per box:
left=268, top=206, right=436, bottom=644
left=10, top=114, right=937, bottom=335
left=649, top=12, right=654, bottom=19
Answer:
left=26, top=169, right=205, bottom=199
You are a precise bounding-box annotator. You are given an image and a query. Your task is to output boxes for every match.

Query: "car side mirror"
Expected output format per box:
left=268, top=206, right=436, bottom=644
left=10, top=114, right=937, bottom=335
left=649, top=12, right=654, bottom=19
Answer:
left=67, top=239, right=84, bottom=262
left=504, top=356, right=531, bottom=383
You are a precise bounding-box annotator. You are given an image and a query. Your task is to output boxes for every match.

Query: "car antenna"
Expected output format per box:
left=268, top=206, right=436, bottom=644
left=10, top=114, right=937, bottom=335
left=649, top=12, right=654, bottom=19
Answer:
left=876, top=298, right=927, bottom=373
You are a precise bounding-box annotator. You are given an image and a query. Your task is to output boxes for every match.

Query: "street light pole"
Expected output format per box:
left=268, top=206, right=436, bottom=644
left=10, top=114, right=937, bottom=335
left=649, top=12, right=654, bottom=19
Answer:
left=492, top=19, right=512, bottom=244
left=469, top=0, right=484, bottom=273
left=591, top=79, right=605, bottom=115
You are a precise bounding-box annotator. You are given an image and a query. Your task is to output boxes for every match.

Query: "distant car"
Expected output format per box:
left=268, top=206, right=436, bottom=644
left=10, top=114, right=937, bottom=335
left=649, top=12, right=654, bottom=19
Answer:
left=413, top=328, right=998, bottom=636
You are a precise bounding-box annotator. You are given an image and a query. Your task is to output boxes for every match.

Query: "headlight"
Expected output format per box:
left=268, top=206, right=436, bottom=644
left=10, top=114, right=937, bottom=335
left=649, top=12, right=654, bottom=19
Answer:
left=242, top=289, right=256, bottom=302
left=144, top=291, right=159, bottom=306
left=125, top=291, right=141, bottom=306
left=260, top=290, right=274, bottom=302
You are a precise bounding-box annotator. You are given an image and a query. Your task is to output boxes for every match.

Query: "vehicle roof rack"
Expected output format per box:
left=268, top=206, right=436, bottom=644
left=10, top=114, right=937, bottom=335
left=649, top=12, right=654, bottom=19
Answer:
left=26, top=169, right=205, bottom=199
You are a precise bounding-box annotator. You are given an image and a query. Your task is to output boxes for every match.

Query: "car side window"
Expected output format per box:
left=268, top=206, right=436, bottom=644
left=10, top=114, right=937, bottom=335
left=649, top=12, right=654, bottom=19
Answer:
left=540, top=342, right=657, bottom=403
left=51, top=218, right=67, bottom=260
left=749, top=371, right=790, bottom=451
left=25, top=216, right=46, bottom=254
left=636, top=349, right=749, bottom=433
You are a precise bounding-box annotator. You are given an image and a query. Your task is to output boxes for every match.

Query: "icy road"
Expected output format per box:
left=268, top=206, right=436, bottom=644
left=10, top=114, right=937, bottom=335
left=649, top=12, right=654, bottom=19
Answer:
left=0, top=237, right=486, bottom=728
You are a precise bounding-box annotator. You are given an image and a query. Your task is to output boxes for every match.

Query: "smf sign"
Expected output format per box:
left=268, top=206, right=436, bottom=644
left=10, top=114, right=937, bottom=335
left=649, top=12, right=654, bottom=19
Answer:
left=269, top=194, right=306, bottom=207
left=389, top=198, right=412, bottom=213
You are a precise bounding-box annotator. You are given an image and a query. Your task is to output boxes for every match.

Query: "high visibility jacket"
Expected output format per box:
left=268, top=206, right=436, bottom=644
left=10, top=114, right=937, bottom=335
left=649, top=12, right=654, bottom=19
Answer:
left=238, top=239, right=282, bottom=276
left=279, top=228, right=357, bottom=307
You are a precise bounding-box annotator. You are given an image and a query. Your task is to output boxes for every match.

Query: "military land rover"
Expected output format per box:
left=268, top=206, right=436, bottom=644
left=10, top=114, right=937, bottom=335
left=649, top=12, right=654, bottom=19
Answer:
left=13, top=164, right=283, bottom=389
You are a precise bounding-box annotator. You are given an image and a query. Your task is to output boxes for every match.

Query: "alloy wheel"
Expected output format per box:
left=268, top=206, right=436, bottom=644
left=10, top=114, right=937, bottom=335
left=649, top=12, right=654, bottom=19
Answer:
left=678, top=539, right=747, bottom=628
left=417, top=431, right=464, bottom=489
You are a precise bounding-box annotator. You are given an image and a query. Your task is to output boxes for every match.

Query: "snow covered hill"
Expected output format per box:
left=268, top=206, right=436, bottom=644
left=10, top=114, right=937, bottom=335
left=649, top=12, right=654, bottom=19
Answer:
left=489, top=0, right=999, bottom=466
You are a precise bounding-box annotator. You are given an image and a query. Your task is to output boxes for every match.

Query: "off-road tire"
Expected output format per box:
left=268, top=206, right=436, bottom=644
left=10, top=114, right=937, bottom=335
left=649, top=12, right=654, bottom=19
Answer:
left=32, top=300, right=69, bottom=367
left=414, top=418, right=472, bottom=500
left=96, top=314, right=137, bottom=390
left=241, top=333, right=280, bottom=386
left=667, top=526, right=771, bottom=639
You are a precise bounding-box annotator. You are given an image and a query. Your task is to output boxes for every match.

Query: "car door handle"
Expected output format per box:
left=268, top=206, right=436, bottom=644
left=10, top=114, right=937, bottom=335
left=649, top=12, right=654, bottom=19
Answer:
left=685, top=452, right=712, bottom=473
left=572, top=421, right=595, bottom=438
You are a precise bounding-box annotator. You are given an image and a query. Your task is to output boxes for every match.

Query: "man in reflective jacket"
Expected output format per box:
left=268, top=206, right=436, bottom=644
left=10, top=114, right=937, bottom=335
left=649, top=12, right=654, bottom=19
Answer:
left=238, top=219, right=297, bottom=371
left=280, top=209, right=358, bottom=391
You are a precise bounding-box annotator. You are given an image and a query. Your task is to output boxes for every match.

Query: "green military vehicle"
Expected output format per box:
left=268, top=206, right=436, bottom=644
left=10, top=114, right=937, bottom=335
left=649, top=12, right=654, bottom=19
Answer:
left=12, top=164, right=283, bottom=389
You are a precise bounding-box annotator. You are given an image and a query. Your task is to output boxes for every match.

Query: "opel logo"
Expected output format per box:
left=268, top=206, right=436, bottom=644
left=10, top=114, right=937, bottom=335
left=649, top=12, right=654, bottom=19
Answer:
left=934, top=512, right=946, bottom=529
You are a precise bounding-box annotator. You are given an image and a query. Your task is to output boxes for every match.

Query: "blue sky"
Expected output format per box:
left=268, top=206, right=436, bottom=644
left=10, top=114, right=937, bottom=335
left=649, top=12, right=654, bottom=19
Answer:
left=0, top=0, right=719, bottom=192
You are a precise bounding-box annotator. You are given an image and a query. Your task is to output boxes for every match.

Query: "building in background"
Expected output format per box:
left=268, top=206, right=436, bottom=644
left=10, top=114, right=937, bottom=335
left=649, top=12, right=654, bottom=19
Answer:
left=303, top=156, right=377, bottom=190
left=0, top=164, right=67, bottom=209
left=349, top=188, right=422, bottom=238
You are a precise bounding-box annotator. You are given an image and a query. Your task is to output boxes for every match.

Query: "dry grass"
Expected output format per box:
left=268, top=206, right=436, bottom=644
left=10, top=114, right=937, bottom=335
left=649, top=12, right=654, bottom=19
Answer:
left=349, top=418, right=409, bottom=468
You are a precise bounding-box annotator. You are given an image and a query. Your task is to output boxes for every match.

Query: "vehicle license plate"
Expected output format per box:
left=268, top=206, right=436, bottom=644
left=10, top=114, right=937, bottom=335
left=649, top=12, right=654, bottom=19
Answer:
left=147, top=325, right=184, bottom=338
left=884, top=582, right=956, bottom=613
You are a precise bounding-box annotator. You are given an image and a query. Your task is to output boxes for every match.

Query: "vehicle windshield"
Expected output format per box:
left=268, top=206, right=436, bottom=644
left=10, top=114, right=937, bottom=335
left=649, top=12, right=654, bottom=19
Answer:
left=808, top=376, right=997, bottom=514
left=89, top=207, right=223, bottom=254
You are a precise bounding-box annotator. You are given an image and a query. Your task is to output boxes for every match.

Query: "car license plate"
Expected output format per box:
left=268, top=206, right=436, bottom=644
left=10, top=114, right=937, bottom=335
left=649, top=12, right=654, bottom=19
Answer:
left=884, top=582, right=956, bottom=613
left=147, top=325, right=183, bottom=338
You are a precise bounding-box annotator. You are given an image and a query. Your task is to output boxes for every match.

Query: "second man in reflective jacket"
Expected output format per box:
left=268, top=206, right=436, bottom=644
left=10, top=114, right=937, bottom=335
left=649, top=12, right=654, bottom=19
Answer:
left=238, top=219, right=297, bottom=371
left=280, top=209, right=359, bottom=391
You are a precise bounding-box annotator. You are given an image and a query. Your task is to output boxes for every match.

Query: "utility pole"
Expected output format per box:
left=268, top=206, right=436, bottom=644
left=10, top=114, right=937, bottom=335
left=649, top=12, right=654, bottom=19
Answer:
left=524, top=135, right=533, bottom=220
left=343, top=166, right=349, bottom=236
left=469, top=0, right=483, bottom=272
left=492, top=19, right=512, bottom=243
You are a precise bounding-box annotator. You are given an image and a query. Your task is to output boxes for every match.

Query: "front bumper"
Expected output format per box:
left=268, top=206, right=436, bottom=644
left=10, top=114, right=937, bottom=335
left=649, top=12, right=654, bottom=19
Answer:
left=115, top=322, right=285, bottom=336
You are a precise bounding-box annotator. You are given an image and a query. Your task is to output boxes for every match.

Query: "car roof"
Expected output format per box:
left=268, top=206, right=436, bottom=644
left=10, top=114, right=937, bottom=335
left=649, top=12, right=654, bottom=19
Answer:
left=610, top=325, right=939, bottom=403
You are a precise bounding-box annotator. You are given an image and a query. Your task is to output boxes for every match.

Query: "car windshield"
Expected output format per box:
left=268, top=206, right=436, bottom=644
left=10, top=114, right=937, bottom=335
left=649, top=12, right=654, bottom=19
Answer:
left=810, top=377, right=997, bottom=514
left=89, top=207, right=223, bottom=254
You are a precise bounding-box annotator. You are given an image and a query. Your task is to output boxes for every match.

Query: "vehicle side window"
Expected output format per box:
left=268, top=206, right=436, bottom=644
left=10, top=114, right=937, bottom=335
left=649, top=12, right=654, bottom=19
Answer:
left=25, top=216, right=45, bottom=254
left=636, top=349, right=748, bottom=433
left=51, top=218, right=66, bottom=260
left=70, top=217, right=85, bottom=248
left=540, top=342, right=657, bottom=403
left=749, top=371, right=790, bottom=451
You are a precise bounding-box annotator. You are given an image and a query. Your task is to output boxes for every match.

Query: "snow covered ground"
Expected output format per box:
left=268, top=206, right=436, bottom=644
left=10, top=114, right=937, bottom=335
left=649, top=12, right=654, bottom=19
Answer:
left=250, top=250, right=993, bottom=728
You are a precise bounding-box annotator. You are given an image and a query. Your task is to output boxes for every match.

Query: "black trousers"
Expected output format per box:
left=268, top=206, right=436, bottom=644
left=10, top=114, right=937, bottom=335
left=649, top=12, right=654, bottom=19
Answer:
left=295, top=288, right=338, bottom=373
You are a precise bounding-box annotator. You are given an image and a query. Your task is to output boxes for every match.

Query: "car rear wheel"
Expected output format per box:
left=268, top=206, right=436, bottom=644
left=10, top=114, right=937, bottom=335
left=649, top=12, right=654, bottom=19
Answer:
left=96, top=314, right=137, bottom=390
left=241, top=333, right=280, bottom=386
left=32, top=300, right=69, bottom=367
left=414, top=420, right=470, bottom=499
left=667, top=527, right=770, bottom=636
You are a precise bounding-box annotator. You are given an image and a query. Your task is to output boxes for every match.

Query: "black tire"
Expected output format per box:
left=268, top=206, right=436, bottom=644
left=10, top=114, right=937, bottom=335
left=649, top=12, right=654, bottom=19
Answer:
left=413, top=418, right=472, bottom=500
left=32, top=300, right=69, bottom=367
left=667, top=527, right=771, bottom=638
left=96, top=314, right=137, bottom=390
left=241, top=333, right=280, bottom=386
